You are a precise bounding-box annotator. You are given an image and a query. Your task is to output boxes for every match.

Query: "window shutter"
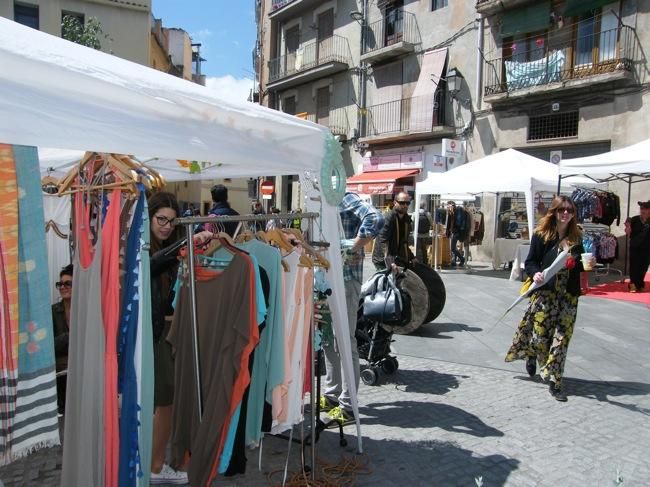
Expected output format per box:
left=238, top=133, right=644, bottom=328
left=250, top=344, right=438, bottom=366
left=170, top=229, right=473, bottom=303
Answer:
left=500, top=1, right=551, bottom=38
left=564, top=0, right=615, bottom=17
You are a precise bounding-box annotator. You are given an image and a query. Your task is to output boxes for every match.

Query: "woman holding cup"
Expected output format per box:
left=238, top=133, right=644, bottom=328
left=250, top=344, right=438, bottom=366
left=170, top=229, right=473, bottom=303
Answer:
left=505, top=196, right=595, bottom=402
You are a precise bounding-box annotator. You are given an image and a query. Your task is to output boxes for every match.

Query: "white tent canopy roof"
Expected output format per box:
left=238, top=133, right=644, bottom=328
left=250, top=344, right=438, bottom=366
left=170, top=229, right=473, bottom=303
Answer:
left=0, top=17, right=329, bottom=175
left=559, top=138, right=650, bottom=178
left=418, top=149, right=563, bottom=195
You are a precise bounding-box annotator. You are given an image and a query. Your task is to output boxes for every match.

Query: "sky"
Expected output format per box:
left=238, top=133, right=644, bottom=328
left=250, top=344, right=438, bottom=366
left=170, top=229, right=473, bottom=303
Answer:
left=152, top=0, right=256, bottom=102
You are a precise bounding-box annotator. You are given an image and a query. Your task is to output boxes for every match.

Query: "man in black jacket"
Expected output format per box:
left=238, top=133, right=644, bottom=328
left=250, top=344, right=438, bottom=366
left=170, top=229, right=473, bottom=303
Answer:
left=373, top=192, right=414, bottom=269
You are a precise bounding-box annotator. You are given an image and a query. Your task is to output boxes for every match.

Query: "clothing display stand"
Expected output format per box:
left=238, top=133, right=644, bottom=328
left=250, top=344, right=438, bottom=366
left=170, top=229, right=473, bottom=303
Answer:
left=175, top=211, right=323, bottom=483
left=581, top=222, right=624, bottom=282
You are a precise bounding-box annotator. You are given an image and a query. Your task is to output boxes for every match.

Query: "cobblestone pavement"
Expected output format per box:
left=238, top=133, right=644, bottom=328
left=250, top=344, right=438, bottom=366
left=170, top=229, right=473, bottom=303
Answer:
left=2, top=262, right=649, bottom=486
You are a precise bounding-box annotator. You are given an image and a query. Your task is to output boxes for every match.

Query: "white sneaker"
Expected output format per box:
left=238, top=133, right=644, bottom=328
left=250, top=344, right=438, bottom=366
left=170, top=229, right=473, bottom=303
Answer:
left=150, top=464, right=189, bottom=485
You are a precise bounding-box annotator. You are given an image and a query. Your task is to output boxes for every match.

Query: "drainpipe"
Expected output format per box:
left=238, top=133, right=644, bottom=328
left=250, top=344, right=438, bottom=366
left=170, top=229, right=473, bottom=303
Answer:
left=358, top=0, right=368, bottom=143
left=475, top=14, right=484, bottom=110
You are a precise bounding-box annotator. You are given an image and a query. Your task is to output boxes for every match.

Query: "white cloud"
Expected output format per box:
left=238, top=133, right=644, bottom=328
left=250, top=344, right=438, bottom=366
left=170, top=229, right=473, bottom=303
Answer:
left=191, top=28, right=213, bottom=40
left=205, top=75, right=255, bottom=102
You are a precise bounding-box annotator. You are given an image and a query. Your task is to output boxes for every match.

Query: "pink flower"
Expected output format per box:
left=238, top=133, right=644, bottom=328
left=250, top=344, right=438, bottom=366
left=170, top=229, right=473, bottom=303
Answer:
left=27, top=342, right=39, bottom=354
left=565, top=255, right=576, bottom=270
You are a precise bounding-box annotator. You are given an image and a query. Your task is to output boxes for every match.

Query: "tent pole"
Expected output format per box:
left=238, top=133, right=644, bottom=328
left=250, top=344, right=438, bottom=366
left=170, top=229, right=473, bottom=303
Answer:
left=556, top=175, right=561, bottom=196
left=625, top=175, right=632, bottom=276
left=186, top=222, right=203, bottom=422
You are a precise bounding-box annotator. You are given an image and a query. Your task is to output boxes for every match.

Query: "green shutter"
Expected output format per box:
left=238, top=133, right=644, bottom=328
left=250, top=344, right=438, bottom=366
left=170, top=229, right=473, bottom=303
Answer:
left=565, top=0, right=615, bottom=18
left=501, top=1, right=551, bottom=38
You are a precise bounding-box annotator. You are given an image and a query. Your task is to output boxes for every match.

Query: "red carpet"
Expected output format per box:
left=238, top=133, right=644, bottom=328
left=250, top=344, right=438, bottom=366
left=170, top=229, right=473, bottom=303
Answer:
left=584, top=272, right=650, bottom=305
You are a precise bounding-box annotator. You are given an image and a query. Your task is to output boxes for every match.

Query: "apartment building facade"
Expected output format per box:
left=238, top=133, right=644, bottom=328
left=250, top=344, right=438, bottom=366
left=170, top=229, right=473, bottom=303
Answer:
left=1, top=0, right=151, bottom=64
left=257, top=0, right=649, bottom=263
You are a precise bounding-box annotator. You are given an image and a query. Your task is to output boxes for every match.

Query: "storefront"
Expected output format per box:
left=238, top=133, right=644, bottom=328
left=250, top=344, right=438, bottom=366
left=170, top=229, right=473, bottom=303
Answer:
left=346, top=151, right=423, bottom=210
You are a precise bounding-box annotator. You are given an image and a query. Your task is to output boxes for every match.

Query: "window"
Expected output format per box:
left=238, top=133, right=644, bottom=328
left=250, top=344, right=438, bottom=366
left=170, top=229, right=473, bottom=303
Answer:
left=14, top=2, right=39, bottom=30
left=528, top=112, right=579, bottom=141
left=385, top=1, right=404, bottom=46
left=316, top=87, right=330, bottom=126
left=282, top=96, right=296, bottom=115
left=285, top=26, right=300, bottom=54
left=432, top=0, right=448, bottom=11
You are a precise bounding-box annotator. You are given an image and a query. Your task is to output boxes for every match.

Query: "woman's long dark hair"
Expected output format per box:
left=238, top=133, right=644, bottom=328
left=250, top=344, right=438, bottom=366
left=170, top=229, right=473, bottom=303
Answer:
left=148, top=191, right=181, bottom=252
left=535, top=195, right=582, bottom=246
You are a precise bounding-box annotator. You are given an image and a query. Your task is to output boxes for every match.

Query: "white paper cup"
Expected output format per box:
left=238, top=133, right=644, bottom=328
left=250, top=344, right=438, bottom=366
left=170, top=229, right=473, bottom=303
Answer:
left=581, top=252, right=593, bottom=271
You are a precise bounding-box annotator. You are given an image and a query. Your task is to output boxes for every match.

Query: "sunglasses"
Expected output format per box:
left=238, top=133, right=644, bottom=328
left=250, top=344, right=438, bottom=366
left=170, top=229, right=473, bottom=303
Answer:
left=56, top=281, right=73, bottom=289
left=396, top=201, right=410, bottom=206
left=154, top=215, right=176, bottom=227
left=556, top=207, right=574, bottom=214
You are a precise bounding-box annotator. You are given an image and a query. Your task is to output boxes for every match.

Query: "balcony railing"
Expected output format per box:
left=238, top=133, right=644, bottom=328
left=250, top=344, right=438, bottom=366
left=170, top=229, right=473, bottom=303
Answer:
left=362, top=91, right=447, bottom=138
left=268, top=35, right=351, bottom=83
left=362, top=10, right=419, bottom=55
left=305, top=107, right=349, bottom=136
left=483, top=24, right=637, bottom=97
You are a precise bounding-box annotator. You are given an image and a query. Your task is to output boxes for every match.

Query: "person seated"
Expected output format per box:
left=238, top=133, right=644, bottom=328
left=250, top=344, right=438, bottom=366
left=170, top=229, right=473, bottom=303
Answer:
left=51, top=264, right=73, bottom=414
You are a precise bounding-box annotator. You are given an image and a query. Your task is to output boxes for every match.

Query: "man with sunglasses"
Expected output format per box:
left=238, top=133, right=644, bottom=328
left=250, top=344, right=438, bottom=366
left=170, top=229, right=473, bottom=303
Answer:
left=373, top=192, right=415, bottom=270
left=51, top=264, right=73, bottom=413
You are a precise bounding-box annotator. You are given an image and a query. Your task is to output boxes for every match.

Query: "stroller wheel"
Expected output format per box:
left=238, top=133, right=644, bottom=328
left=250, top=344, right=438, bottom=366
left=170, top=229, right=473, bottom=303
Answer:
left=381, top=357, right=398, bottom=375
left=360, top=367, right=379, bottom=386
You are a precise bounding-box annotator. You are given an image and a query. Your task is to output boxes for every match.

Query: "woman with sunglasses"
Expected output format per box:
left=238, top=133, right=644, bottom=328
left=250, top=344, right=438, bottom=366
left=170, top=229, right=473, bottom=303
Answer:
left=51, top=263, right=74, bottom=414
left=505, top=195, right=594, bottom=402
left=148, top=191, right=211, bottom=484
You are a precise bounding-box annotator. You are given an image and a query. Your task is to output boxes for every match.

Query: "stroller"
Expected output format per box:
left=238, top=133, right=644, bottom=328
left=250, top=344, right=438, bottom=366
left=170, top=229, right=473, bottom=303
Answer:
left=356, top=262, right=446, bottom=385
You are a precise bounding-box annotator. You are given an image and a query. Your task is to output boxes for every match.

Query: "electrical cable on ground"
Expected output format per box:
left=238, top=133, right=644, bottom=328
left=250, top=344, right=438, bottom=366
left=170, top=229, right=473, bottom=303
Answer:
left=267, top=454, right=371, bottom=487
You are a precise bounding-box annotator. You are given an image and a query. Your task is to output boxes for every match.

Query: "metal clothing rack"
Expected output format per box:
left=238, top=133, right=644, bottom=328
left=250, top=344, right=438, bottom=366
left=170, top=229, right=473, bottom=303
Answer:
left=581, top=221, right=624, bottom=282
left=174, top=211, right=321, bottom=482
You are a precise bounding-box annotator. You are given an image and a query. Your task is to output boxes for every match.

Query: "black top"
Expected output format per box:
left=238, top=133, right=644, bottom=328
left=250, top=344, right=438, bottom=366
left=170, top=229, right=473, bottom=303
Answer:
left=51, top=301, right=69, bottom=371
left=525, top=233, right=585, bottom=297
left=150, top=247, right=180, bottom=343
left=374, top=209, right=414, bottom=268
left=629, top=215, right=650, bottom=251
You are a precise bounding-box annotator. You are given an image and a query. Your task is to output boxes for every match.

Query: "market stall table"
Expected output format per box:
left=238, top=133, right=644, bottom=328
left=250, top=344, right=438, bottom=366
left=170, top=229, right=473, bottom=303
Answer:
left=493, top=238, right=529, bottom=270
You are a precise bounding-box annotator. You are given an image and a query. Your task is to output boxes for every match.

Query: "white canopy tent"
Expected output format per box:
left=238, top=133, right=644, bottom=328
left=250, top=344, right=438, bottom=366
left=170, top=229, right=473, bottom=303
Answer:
left=0, top=17, right=363, bottom=449
left=559, top=138, right=650, bottom=217
left=559, top=138, right=650, bottom=181
left=415, top=149, right=573, bottom=243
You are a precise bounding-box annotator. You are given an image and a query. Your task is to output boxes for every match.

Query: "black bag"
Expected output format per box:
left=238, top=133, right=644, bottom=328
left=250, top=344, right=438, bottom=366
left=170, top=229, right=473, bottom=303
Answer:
left=362, top=274, right=403, bottom=324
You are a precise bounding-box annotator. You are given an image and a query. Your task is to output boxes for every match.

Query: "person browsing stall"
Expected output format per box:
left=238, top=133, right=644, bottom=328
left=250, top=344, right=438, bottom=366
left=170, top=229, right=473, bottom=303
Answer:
left=322, top=192, right=384, bottom=426
left=624, top=200, right=650, bottom=293
left=148, top=191, right=212, bottom=485
left=505, top=196, right=595, bottom=402
left=373, top=192, right=415, bottom=270
left=51, top=264, right=73, bottom=413
left=205, top=184, right=240, bottom=237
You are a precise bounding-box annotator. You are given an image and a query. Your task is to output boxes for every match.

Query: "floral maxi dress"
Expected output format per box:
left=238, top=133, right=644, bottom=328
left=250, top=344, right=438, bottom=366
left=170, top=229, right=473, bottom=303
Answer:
left=505, top=269, right=578, bottom=388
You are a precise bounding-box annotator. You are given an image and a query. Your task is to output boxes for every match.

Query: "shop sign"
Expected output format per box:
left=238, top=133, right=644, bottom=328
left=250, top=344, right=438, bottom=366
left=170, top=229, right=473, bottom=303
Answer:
left=442, top=139, right=466, bottom=168
left=346, top=182, right=395, bottom=195
left=363, top=152, right=423, bottom=172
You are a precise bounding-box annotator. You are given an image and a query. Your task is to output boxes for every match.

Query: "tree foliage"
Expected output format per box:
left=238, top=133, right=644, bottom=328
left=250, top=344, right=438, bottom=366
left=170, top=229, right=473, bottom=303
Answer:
left=61, top=15, right=108, bottom=50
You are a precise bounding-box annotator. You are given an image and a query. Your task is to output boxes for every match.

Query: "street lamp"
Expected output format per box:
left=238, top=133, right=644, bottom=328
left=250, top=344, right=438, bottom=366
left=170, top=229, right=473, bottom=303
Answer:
left=446, top=67, right=464, bottom=96
left=350, top=10, right=364, bottom=23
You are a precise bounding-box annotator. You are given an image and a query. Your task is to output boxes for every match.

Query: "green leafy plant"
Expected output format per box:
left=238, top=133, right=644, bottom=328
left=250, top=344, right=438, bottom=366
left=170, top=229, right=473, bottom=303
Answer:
left=61, top=15, right=110, bottom=50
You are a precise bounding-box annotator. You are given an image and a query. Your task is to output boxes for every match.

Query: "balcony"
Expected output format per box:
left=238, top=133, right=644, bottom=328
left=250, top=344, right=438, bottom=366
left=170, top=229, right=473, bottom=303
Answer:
left=483, top=24, right=638, bottom=106
left=360, top=11, right=419, bottom=65
left=304, top=107, right=350, bottom=138
left=360, top=92, right=453, bottom=144
left=476, top=0, right=535, bottom=16
left=267, top=35, right=351, bottom=91
left=269, top=0, right=321, bottom=21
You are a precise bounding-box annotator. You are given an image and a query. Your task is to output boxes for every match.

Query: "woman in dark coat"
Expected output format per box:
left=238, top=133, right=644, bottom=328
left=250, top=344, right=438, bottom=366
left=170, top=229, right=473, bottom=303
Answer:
left=505, top=196, right=594, bottom=402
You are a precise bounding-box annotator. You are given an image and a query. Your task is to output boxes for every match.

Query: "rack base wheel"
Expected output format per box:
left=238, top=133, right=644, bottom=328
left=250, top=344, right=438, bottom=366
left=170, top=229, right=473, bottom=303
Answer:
left=381, top=356, right=398, bottom=375
left=361, top=367, right=378, bottom=385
